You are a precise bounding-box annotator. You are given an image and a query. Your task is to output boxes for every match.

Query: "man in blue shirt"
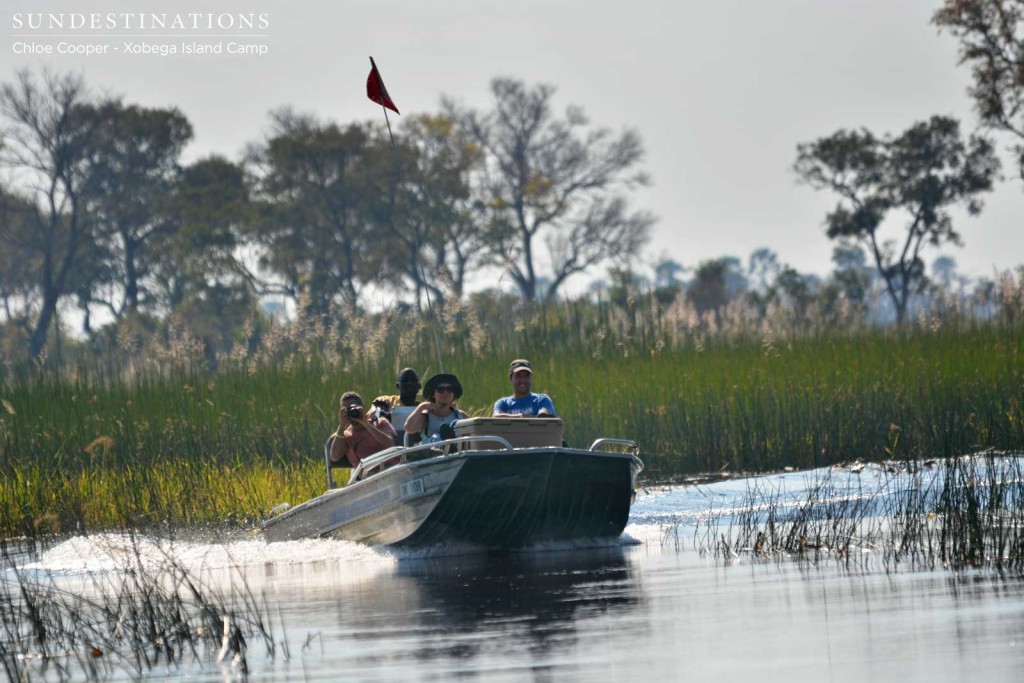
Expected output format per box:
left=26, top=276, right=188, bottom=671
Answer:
left=492, top=359, right=557, bottom=417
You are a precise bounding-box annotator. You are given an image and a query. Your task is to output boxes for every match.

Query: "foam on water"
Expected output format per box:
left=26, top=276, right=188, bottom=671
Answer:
left=20, top=531, right=632, bottom=582
left=23, top=533, right=391, bottom=576
left=16, top=455, right=1021, bottom=580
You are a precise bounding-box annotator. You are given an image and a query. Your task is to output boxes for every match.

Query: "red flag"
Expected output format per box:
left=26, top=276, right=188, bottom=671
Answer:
left=366, top=56, right=399, bottom=114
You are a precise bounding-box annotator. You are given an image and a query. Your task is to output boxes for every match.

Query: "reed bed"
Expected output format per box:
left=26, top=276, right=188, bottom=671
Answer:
left=0, top=534, right=286, bottom=680
left=0, top=288, right=1022, bottom=536
left=697, top=453, right=1024, bottom=575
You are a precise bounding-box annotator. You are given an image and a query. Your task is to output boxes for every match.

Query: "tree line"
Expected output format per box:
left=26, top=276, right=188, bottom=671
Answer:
left=0, top=71, right=652, bottom=362
left=2, top=0, right=1024, bottom=365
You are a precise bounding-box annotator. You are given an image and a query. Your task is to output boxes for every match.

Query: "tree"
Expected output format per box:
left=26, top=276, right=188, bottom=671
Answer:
left=774, top=266, right=816, bottom=320
left=686, top=259, right=731, bottom=318
left=605, top=265, right=646, bottom=309
left=367, top=114, right=487, bottom=310
left=445, top=79, right=654, bottom=301
left=830, top=242, right=873, bottom=311
left=0, top=70, right=102, bottom=358
left=154, top=156, right=254, bottom=314
left=794, top=116, right=999, bottom=323
left=0, top=190, right=38, bottom=336
left=721, top=255, right=749, bottom=299
left=832, top=241, right=870, bottom=272
left=80, top=101, right=193, bottom=317
left=653, top=256, right=686, bottom=306
left=747, top=247, right=781, bottom=293
left=247, top=110, right=376, bottom=315
left=653, top=256, right=686, bottom=289
left=934, top=1, right=1024, bottom=180
left=152, top=156, right=257, bottom=360
left=931, top=255, right=959, bottom=291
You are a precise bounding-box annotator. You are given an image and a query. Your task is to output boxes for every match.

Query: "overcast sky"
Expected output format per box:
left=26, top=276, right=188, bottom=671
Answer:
left=4, top=0, right=1021, bottom=290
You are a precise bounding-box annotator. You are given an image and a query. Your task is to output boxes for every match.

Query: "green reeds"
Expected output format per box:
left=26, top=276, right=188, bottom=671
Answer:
left=699, top=454, right=1024, bottom=575
left=0, top=534, right=286, bottom=679
left=0, top=294, right=1022, bottom=537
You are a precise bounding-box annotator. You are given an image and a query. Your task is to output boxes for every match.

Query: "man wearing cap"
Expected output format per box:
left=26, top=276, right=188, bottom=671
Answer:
left=493, top=359, right=557, bottom=417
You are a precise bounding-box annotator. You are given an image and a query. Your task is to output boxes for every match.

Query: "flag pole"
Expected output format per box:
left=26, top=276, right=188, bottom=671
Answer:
left=382, top=106, right=396, bottom=150
left=366, top=56, right=443, bottom=371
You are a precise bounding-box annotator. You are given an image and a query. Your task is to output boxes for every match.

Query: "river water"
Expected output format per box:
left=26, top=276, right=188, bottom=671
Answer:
left=6, top=464, right=1024, bottom=681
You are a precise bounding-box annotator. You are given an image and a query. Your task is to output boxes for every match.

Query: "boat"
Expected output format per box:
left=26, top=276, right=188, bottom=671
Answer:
left=260, top=417, right=644, bottom=548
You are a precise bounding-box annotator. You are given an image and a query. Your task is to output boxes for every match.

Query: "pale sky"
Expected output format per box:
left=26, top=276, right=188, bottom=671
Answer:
left=4, top=0, right=1021, bottom=290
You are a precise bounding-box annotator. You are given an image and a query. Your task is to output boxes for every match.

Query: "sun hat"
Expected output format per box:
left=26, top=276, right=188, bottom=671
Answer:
left=423, top=373, right=463, bottom=400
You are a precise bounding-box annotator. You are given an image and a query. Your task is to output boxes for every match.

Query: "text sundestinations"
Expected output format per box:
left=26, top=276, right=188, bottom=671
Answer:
left=11, top=12, right=270, bottom=32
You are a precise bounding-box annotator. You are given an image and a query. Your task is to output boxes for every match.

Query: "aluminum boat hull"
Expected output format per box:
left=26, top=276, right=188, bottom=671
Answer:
left=261, top=447, right=641, bottom=548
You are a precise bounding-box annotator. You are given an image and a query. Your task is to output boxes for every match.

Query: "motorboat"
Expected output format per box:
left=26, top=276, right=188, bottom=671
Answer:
left=260, top=417, right=644, bottom=548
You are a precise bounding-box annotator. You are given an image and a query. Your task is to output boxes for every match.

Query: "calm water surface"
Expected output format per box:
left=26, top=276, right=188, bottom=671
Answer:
left=13, top=467, right=1024, bottom=681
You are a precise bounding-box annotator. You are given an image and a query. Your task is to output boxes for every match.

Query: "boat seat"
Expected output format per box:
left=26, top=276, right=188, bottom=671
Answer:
left=390, top=404, right=417, bottom=446
left=325, top=436, right=337, bottom=489
left=325, top=435, right=352, bottom=489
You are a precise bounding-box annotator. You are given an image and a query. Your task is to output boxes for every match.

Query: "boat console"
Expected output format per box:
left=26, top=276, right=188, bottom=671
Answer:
left=453, top=417, right=564, bottom=450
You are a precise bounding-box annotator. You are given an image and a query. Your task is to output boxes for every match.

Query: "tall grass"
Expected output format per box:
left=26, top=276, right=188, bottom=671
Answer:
left=697, top=454, right=1024, bottom=575
left=0, top=534, right=286, bottom=679
left=0, top=285, right=1022, bottom=536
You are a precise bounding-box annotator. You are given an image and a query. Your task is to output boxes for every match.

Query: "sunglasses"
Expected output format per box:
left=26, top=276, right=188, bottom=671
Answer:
left=434, top=385, right=455, bottom=393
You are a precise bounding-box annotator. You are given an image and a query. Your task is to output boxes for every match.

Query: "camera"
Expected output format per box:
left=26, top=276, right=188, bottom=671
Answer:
left=372, top=399, right=391, bottom=421
left=345, top=404, right=365, bottom=420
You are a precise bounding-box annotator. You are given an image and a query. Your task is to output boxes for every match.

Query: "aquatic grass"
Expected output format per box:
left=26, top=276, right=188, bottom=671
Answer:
left=547, top=323, right=1023, bottom=477
left=0, top=457, right=323, bottom=537
left=0, top=289, right=1022, bottom=536
left=697, top=454, right=1024, bottom=575
left=0, top=534, right=290, bottom=680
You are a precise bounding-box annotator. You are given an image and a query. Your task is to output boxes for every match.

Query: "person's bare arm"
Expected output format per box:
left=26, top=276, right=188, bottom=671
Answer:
left=329, top=434, right=348, bottom=463
left=404, top=401, right=435, bottom=433
left=351, top=415, right=396, bottom=448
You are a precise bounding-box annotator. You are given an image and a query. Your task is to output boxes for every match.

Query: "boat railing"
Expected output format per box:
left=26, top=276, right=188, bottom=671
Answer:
left=589, top=438, right=645, bottom=473
left=331, top=434, right=644, bottom=489
left=323, top=438, right=411, bottom=491
left=348, top=435, right=515, bottom=483
left=588, top=438, right=639, bottom=454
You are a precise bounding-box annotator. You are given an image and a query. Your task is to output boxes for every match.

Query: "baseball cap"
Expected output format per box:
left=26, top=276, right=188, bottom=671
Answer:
left=509, top=359, right=532, bottom=374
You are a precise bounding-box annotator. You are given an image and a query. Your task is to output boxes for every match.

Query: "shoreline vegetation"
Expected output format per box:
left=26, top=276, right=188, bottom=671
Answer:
left=1, top=289, right=1022, bottom=538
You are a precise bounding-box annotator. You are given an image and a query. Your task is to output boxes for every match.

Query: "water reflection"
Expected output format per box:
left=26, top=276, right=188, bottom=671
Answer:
left=401, top=547, right=640, bottom=655
left=328, top=546, right=644, bottom=679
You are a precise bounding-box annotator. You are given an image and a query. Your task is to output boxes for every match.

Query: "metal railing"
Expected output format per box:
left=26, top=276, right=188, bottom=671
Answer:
left=347, top=435, right=515, bottom=484
left=588, top=438, right=640, bottom=454
left=327, top=434, right=644, bottom=489
left=589, top=438, right=645, bottom=474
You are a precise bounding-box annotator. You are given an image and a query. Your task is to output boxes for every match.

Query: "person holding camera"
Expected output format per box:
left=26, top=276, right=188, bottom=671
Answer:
left=329, top=391, right=398, bottom=469
left=372, top=367, right=422, bottom=445
left=404, top=373, right=468, bottom=444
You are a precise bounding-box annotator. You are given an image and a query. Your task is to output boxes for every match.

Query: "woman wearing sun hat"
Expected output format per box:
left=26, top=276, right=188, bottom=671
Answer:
left=404, top=373, right=468, bottom=444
